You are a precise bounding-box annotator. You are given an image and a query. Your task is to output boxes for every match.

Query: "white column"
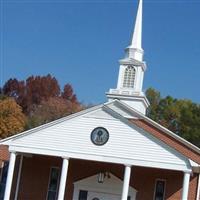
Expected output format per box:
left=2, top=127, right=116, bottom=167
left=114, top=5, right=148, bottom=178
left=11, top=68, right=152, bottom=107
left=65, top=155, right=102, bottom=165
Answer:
left=57, top=158, right=69, bottom=200
left=4, top=152, right=16, bottom=200
left=14, top=155, right=23, bottom=200
left=182, top=172, right=190, bottom=200
left=196, top=173, right=200, bottom=200
left=121, top=165, right=132, bottom=200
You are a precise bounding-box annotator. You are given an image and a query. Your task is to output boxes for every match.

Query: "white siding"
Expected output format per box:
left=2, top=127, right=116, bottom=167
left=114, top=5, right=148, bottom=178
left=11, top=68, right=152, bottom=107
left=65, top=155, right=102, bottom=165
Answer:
left=10, top=107, right=190, bottom=172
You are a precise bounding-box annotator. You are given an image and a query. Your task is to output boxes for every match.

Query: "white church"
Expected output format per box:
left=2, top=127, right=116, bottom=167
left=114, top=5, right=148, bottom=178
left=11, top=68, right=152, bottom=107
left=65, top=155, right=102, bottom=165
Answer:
left=0, top=0, right=200, bottom=200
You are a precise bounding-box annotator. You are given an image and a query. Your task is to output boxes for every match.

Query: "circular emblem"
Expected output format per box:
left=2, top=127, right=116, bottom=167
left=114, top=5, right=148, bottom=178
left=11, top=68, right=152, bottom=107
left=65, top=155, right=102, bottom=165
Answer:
left=91, top=127, right=109, bottom=146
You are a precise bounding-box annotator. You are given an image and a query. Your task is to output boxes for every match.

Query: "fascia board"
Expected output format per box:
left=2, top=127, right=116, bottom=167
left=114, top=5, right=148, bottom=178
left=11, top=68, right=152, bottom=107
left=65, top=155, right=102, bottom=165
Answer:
left=0, top=103, right=107, bottom=145
left=106, top=94, right=150, bottom=108
left=0, top=100, right=119, bottom=145
left=119, top=58, right=147, bottom=71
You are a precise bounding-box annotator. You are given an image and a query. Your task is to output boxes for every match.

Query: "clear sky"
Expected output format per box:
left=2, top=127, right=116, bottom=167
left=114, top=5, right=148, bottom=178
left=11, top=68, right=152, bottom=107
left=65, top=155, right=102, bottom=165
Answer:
left=0, top=0, right=200, bottom=105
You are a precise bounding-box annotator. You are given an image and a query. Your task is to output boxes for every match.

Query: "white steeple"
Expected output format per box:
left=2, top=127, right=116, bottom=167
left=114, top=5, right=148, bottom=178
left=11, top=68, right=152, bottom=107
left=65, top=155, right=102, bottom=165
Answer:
left=106, top=0, right=149, bottom=115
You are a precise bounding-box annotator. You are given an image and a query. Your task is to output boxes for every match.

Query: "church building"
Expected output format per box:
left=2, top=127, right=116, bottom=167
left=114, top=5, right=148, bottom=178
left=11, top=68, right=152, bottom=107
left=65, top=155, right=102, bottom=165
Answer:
left=0, top=0, right=200, bottom=199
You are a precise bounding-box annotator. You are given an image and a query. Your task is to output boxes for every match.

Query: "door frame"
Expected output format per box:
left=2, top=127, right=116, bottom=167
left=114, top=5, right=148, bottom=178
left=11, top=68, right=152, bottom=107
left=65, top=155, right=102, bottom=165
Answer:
left=73, top=173, right=137, bottom=200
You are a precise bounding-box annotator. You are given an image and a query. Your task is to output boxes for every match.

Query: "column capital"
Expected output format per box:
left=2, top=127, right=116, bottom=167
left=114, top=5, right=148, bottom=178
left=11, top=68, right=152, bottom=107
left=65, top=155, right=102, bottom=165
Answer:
left=124, top=164, right=132, bottom=168
left=183, top=170, right=192, bottom=175
left=62, top=157, right=70, bottom=160
left=9, top=150, right=17, bottom=154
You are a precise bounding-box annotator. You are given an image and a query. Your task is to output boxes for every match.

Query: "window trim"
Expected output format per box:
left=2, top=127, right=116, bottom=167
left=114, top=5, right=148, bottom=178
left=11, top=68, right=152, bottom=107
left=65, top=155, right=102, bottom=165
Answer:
left=0, top=161, right=9, bottom=183
left=0, top=162, right=4, bottom=182
left=46, top=166, right=60, bottom=200
left=78, top=190, right=88, bottom=200
left=153, top=179, right=166, bottom=200
left=123, top=65, right=136, bottom=89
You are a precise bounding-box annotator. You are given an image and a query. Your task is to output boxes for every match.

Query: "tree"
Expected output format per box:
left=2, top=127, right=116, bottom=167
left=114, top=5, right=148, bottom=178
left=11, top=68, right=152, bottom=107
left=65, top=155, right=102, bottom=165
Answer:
left=146, top=88, right=200, bottom=147
left=3, top=75, right=61, bottom=114
left=0, top=98, right=26, bottom=138
left=26, top=97, right=82, bottom=128
left=2, top=75, right=83, bottom=130
left=146, top=88, right=161, bottom=121
left=178, top=101, right=200, bottom=147
left=3, top=78, right=25, bottom=107
left=62, top=84, right=78, bottom=103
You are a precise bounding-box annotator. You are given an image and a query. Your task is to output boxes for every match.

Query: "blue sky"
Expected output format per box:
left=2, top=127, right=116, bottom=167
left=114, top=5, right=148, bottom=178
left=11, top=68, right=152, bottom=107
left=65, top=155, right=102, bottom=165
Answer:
left=0, top=0, right=200, bottom=104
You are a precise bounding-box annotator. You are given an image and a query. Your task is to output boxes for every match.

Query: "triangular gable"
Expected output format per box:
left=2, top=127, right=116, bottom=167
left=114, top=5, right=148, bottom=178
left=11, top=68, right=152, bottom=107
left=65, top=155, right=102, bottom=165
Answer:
left=2, top=101, right=192, bottom=172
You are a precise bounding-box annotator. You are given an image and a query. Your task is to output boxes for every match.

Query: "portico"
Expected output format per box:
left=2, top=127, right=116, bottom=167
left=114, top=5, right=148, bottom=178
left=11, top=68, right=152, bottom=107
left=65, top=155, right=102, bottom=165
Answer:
left=1, top=98, right=198, bottom=200
left=2, top=152, right=194, bottom=200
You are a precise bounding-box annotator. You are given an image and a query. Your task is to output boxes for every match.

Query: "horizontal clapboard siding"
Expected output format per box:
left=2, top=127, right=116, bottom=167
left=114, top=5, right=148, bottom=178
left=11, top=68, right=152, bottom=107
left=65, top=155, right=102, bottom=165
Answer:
left=10, top=107, right=190, bottom=171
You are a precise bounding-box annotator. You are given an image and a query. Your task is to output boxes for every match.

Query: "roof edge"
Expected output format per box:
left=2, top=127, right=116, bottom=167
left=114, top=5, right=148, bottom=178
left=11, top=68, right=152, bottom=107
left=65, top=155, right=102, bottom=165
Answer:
left=114, top=100, right=200, bottom=155
left=0, top=102, right=114, bottom=144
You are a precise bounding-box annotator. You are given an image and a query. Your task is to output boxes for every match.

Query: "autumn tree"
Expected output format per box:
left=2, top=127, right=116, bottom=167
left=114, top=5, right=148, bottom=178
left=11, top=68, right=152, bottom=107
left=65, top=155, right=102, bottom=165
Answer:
left=0, top=98, right=26, bottom=138
left=27, top=97, right=82, bottom=128
left=62, top=84, right=78, bottom=103
left=2, top=75, right=83, bottom=129
left=26, top=75, right=60, bottom=104
left=3, top=75, right=60, bottom=113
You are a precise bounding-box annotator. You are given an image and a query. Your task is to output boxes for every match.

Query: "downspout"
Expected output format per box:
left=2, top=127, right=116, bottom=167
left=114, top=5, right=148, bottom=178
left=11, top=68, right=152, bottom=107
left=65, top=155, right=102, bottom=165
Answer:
left=196, top=173, right=200, bottom=200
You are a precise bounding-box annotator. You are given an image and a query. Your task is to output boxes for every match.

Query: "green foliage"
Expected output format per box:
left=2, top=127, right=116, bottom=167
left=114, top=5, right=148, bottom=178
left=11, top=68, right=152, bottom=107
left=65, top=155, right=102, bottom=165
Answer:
left=146, top=88, right=200, bottom=147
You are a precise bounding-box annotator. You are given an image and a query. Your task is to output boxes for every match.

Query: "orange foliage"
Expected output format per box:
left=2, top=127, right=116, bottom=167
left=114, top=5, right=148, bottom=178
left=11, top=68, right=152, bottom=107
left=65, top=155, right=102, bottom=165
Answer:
left=0, top=98, right=26, bottom=138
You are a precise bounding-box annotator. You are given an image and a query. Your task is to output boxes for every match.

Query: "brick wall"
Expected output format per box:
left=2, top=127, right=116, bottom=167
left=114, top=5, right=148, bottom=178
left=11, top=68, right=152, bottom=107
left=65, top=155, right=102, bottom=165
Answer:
left=10, top=156, right=198, bottom=200
left=0, top=145, right=9, bottom=166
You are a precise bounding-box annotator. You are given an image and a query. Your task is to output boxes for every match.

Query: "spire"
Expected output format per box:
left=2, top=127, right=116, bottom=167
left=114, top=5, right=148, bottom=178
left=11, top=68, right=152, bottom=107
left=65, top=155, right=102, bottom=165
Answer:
left=125, top=0, right=144, bottom=61
left=131, top=0, right=143, bottom=49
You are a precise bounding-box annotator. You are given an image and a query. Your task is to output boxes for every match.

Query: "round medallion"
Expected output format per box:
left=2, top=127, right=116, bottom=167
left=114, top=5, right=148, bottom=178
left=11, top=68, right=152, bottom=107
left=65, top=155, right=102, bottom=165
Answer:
left=91, top=127, right=109, bottom=146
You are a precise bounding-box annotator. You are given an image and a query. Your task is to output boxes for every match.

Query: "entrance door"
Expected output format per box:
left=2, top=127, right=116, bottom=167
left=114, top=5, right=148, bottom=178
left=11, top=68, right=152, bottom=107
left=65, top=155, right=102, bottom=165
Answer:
left=87, top=191, right=121, bottom=200
left=73, top=173, right=137, bottom=200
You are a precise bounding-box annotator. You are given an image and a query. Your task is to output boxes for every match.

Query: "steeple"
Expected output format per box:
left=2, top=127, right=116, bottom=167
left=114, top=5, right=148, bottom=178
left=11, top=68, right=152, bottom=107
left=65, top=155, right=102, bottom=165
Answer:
left=106, top=0, right=149, bottom=115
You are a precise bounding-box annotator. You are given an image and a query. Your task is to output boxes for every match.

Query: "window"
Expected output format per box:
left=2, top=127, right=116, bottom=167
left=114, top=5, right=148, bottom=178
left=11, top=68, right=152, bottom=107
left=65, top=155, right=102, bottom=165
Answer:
left=123, top=66, right=136, bottom=88
left=78, top=190, right=88, bottom=200
left=47, top=167, right=60, bottom=200
left=0, top=161, right=9, bottom=200
left=154, top=180, right=166, bottom=200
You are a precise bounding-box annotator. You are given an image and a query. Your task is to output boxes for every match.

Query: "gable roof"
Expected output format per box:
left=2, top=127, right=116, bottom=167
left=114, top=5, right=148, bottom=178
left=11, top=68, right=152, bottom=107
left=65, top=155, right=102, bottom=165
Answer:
left=1, top=100, right=200, bottom=167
